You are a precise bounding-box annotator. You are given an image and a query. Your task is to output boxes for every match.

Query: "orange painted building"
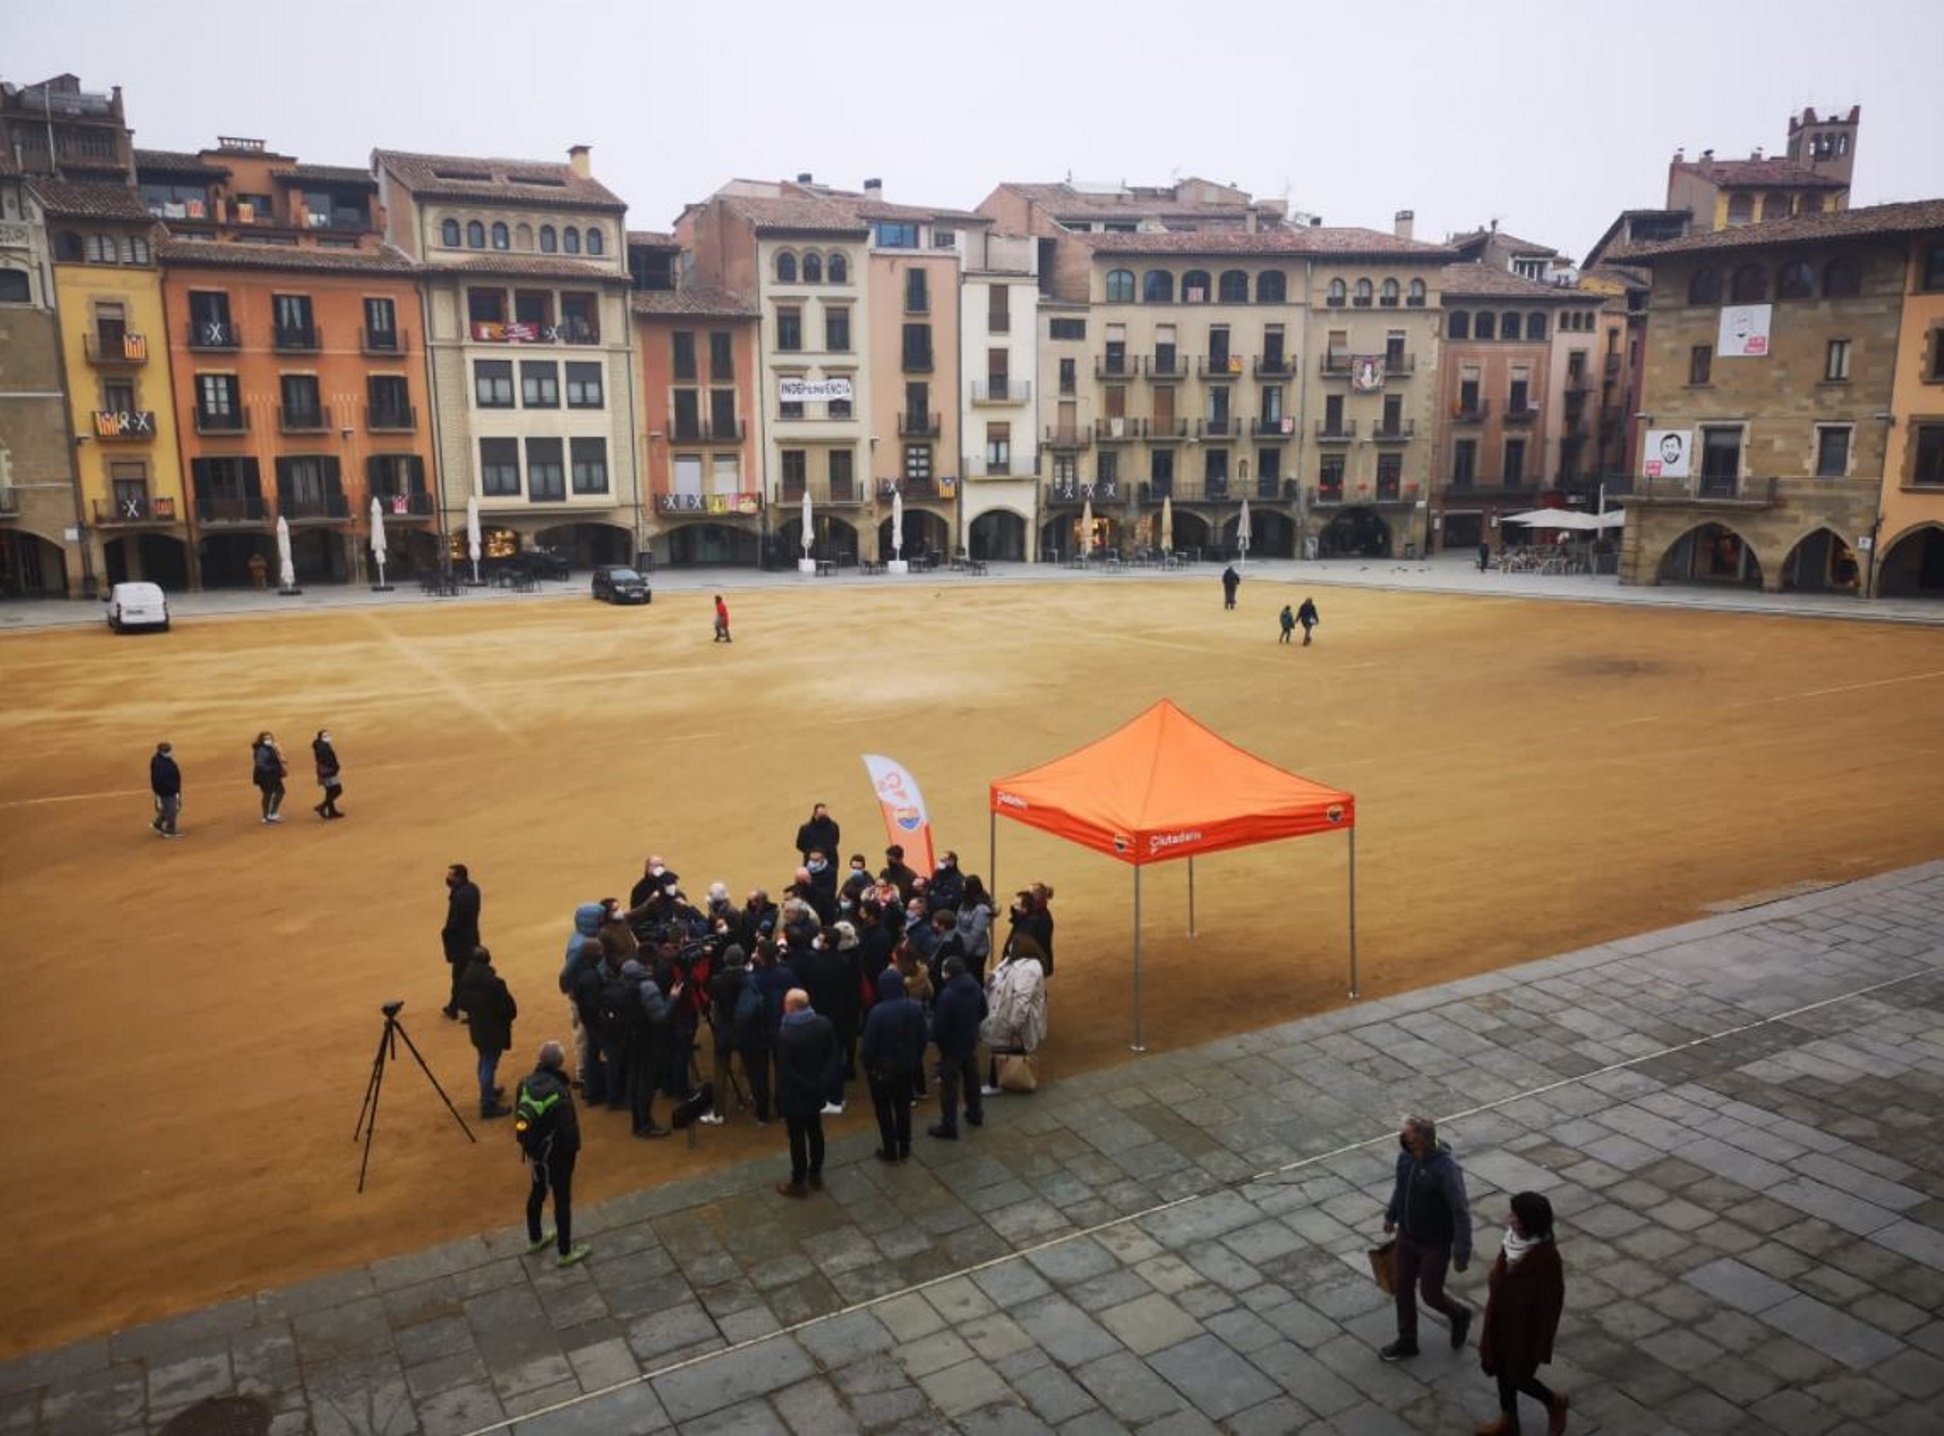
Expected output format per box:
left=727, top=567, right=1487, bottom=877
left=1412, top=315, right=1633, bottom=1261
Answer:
left=628, top=232, right=763, bottom=566
left=141, top=141, right=433, bottom=585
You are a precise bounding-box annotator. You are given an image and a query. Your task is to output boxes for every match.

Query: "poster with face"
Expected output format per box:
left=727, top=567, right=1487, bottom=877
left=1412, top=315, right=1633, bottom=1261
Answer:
left=1718, top=304, right=1772, bottom=358
left=1643, top=429, right=1692, bottom=478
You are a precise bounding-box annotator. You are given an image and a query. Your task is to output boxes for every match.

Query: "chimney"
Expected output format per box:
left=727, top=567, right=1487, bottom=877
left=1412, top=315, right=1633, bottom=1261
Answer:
left=796, top=172, right=814, bottom=184
left=1310, top=216, right=1323, bottom=228
left=1393, top=209, right=1415, bottom=241
left=1751, top=146, right=1764, bottom=161
left=863, top=177, right=883, bottom=198
left=567, top=144, right=591, bottom=178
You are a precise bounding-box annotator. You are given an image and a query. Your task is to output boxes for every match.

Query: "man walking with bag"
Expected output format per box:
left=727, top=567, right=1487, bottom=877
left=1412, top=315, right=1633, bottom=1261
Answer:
left=515, top=1041, right=589, bottom=1268
left=1381, top=1115, right=1473, bottom=1360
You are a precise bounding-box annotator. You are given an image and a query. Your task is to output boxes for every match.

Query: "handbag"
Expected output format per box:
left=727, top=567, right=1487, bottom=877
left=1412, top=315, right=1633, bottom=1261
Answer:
left=1367, top=1239, right=1397, bottom=1295
left=996, top=1051, right=1038, bottom=1093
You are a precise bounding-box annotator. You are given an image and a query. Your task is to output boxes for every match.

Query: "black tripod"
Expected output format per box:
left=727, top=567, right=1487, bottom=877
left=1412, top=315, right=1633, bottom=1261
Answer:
left=355, top=1000, right=476, bottom=1192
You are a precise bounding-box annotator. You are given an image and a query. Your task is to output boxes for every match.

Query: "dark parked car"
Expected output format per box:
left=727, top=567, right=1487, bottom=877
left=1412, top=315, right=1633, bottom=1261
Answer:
left=513, top=547, right=571, bottom=582
left=591, top=565, right=651, bottom=604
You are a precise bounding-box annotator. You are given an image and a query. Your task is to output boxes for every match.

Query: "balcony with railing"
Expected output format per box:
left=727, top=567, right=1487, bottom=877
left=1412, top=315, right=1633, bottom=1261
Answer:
left=278, top=403, right=333, bottom=434
left=91, top=409, right=157, bottom=441
left=971, top=379, right=1032, bottom=406
left=1047, top=479, right=1119, bottom=505
left=365, top=404, right=417, bottom=433
left=1253, top=354, right=1294, bottom=378
left=279, top=492, right=352, bottom=523
left=1452, top=397, right=1490, bottom=424
left=272, top=324, right=322, bottom=354
left=187, top=320, right=240, bottom=352
left=1095, top=354, right=1142, bottom=380
left=362, top=326, right=408, bottom=355
left=1502, top=405, right=1540, bottom=426
left=1315, top=418, right=1358, bottom=443
left=371, top=490, right=436, bottom=517
left=84, top=332, right=148, bottom=365
left=195, top=492, right=267, bottom=524
left=1091, top=418, right=1140, bottom=443
left=1045, top=425, right=1093, bottom=449
left=1385, top=351, right=1417, bottom=375
left=93, top=494, right=178, bottom=525
left=1321, top=352, right=1352, bottom=377
left=1250, top=416, right=1297, bottom=437
left=898, top=411, right=941, bottom=438
left=194, top=407, right=250, bottom=435
left=653, top=489, right=764, bottom=517
left=1443, top=479, right=1538, bottom=504
left=778, top=479, right=865, bottom=508
left=1197, top=417, right=1242, bottom=440
left=1146, top=354, right=1189, bottom=380
left=878, top=476, right=949, bottom=501
left=1148, top=417, right=1189, bottom=439
left=1371, top=419, right=1416, bottom=443
left=1198, top=355, right=1246, bottom=379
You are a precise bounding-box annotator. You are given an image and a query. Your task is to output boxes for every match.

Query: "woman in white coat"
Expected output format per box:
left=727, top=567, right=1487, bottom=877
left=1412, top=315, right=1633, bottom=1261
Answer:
left=981, top=932, right=1047, bottom=1094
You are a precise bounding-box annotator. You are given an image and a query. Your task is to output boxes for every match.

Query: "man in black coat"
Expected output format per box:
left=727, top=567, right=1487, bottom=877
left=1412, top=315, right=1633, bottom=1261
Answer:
left=149, top=741, right=182, bottom=838
left=794, top=803, right=840, bottom=864
left=793, top=929, right=855, bottom=1112
left=441, top=864, right=481, bottom=1019
left=881, top=845, right=918, bottom=903
left=928, top=955, right=987, bottom=1139
left=861, top=968, right=927, bottom=1160
left=927, top=852, right=965, bottom=915
left=455, top=946, right=517, bottom=1117
left=516, top=1041, right=589, bottom=1267
left=774, top=989, right=840, bottom=1197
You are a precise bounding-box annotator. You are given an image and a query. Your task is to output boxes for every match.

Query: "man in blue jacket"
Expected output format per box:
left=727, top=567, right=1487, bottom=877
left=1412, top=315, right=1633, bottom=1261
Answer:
left=149, top=741, right=182, bottom=837
left=927, top=955, right=987, bottom=1140
left=861, top=968, right=927, bottom=1160
left=1381, top=1115, right=1473, bottom=1360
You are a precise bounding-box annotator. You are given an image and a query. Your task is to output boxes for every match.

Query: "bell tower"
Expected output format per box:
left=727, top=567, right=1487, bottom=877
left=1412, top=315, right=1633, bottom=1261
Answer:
left=1785, top=105, right=1860, bottom=186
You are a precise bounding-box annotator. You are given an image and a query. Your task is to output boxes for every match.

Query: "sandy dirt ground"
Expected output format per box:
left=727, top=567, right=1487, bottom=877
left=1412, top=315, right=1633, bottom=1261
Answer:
left=1, top=579, right=1940, bottom=1357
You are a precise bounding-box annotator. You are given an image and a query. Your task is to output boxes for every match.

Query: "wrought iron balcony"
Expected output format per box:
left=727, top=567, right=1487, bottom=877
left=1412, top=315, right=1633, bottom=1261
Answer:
left=1046, top=480, right=1119, bottom=504
left=1250, top=417, right=1297, bottom=437
left=278, top=404, right=332, bottom=434
left=1095, top=354, right=1141, bottom=379
left=1046, top=425, right=1094, bottom=449
left=84, top=332, right=148, bottom=365
left=1371, top=420, right=1416, bottom=442
left=272, top=324, right=321, bottom=354
left=279, top=493, right=351, bottom=522
left=365, top=404, right=417, bottom=433
left=899, top=411, right=941, bottom=438
left=93, top=494, right=178, bottom=525
left=194, top=408, right=249, bottom=435
left=362, top=326, right=408, bottom=355
left=1254, top=354, right=1293, bottom=378
left=1452, top=398, right=1490, bottom=423
left=971, top=379, right=1032, bottom=405
left=1092, top=418, right=1141, bottom=442
left=187, top=320, right=240, bottom=351
left=1198, top=355, right=1245, bottom=378
left=1145, top=354, right=1189, bottom=380
left=1502, top=406, right=1540, bottom=426
left=195, top=493, right=267, bottom=524
left=1315, top=419, right=1357, bottom=442
left=778, top=480, right=865, bottom=508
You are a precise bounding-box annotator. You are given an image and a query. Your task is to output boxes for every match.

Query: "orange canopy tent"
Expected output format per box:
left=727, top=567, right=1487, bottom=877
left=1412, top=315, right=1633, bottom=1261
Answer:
left=989, top=699, right=1358, bottom=1050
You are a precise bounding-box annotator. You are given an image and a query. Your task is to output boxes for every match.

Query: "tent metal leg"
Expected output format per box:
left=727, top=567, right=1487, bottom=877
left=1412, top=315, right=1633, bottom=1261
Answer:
left=988, top=810, right=996, bottom=901
left=1132, top=866, right=1146, bottom=1052
left=1187, top=857, right=1196, bottom=937
left=1348, top=828, right=1359, bottom=1000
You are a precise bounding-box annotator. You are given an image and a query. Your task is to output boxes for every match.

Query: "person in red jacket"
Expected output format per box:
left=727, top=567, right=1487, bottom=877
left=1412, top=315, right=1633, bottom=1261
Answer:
left=1476, top=1191, right=1568, bottom=1436
left=713, top=594, right=732, bottom=643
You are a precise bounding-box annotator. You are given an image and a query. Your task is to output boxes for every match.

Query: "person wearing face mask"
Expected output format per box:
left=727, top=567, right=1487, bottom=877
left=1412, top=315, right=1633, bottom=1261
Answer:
left=881, top=845, right=917, bottom=903
left=1476, top=1192, right=1568, bottom=1436
left=628, top=856, right=679, bottom=914
left=794, top=924, right=852, bottom=1113
left=251, top=731, right=287, bottom=824
left=792, top=866, right=835, bottom=925
left=927, top=852, right=964, bottom=915
left=903, top=898, right=940, bottom=969
left=1381, top=1115, right=1474, bottom=1361
left=311, top=728, right=343, bottom=819
left=841, top=855, right=874, bottom=904
left=805, top=850, right=837, bottom=911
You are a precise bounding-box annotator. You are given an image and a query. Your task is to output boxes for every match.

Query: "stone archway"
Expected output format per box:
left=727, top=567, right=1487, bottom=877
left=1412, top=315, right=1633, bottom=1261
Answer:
left=1224, top=509, right=1296, bottom=559
left=1876, top=523, right=1944, bottom=598
left=0, top=529, right=69, bottom=596
left=104, top=533, right=192, bottom=590
left=877, top=509, right=950, bottom=563
left=969, top=510, right=1027, bottom=561
left=1319, top=507, right=1392, bottom=558
left=198, top=531, right=275, bottom=589
left=1780, top=527, right=1860, bottom=593
left=786, top=515, right=860, bottom=563
left=1656, top=522, right=1764, bottom=588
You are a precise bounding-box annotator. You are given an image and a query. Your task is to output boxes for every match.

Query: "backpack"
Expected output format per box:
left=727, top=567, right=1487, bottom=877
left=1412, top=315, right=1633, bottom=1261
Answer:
left=513, top=1076, right=564, bottom=1158
left=599, top=971, right=644, bottom=1034
left=732, top=975, right=763, bottom=1040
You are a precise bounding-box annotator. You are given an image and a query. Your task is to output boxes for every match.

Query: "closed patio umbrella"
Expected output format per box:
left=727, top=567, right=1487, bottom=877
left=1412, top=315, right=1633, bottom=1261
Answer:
left=465, top=495, right=482, bottom=584
left=801, top=486, right=814, bottom=564
left=275, top=515, right=298, bottom=595
left=892, top=486, right=905, bottom=560
left=1237, top=498, right=1252, bottom=567
left=1081, top=496, right=1094, bottom=559
left=1161, top=494, right=1174, bottom=554
left=369, top=495, right=390, bottom=590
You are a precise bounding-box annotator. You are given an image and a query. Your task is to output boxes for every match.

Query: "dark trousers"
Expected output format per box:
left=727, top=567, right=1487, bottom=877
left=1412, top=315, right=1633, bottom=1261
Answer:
left=317, top=781, right=342, bottom=816
left=1497, top=1370, right=1556, bottom=1417
left=525, top=1147, right=575, bottom=1255
left=1279, top=627, right=1292, bottom=644
left=445, top=957, right=466, bottom=1014
left=602, top=1031, right=634, bottom=1111
left=1393, top=1234, right=1466, bottom=1341
left=258, top=781, right=284, bottom=818
left=785, top=1113, right=824, bottom=1182
left=1301, top=623, right=1315, bottom=646
left=152, top=793, right=180, bottom=833
left=934, top=1050, right=983, bottom=1134
left=1223, top=591, right=1237, bottom=609
left=868, top=1067, right=914, bottom=1156
left=628, top=1032, right=661, bottom=1129
left=741, top=1045, right=772, bottom=1120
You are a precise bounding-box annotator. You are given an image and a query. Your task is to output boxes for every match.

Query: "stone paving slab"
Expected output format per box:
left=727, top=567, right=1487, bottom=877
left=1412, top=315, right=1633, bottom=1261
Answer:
left=3, top=860, right=1941, bottom=1434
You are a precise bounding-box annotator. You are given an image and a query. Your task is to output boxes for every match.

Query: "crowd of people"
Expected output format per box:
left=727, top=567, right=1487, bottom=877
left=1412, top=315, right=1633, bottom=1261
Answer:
left=143, top=730, right=344, bottom=836
left=438, top=803, right=1055, bottom=1226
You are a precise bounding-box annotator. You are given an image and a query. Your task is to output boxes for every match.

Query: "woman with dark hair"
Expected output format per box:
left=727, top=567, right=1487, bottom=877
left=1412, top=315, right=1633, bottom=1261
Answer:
left=1006, top=884, right=1055, bottom=975
left=955, top=875, right=993, bottom=971
left=1476, top=1191, right=1568, bottom=1436
left=311, top=728, right=343, bottom=819
left=251, top=731, right=287, bottom=824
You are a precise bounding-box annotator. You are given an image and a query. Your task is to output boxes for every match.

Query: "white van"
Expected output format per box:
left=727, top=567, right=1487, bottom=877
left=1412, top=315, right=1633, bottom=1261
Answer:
left=105, top=581, right=170, bottom=632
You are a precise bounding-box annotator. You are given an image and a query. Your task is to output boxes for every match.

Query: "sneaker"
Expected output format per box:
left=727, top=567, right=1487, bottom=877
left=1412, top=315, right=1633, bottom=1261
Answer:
left=557, top=1243, right=591, bottom=1268
left=480, top=1104, right=511, bottom=1120
left=266, top=813, right=283, bottom=824
left=1450, top=1306, right=1471, bottom=1350
left=1378, top=1339, right=1418, bottom=1362
left=820, top=1101, right=844, bottom=1116
left=980, top=1084, right=1003, bottom=1097
left=698, top=1113, right=725, bottom=1126
left=776, top=1180, right=809, bottom=1199
left=527, top=1230, right=555, bottom=1254
left=162, top=831, right=181, bottom=840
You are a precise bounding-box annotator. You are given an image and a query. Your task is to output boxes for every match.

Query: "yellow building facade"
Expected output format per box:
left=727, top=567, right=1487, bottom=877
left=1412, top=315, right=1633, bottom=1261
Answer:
left=1877, top=231, right=1944, bottom=596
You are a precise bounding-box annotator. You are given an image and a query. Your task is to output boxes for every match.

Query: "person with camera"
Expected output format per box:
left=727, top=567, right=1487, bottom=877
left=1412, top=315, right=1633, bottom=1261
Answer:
left=861, top=967, right=927, bottom=1161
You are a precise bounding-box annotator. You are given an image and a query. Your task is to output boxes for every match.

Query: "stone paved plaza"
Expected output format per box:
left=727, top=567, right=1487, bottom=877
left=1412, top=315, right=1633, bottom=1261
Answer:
left=4, top=862, right=1942, bottom=1436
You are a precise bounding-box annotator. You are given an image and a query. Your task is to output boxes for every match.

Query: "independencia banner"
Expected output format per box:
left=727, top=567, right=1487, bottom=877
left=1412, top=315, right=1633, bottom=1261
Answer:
left=862, top=754, right=935, bottom=877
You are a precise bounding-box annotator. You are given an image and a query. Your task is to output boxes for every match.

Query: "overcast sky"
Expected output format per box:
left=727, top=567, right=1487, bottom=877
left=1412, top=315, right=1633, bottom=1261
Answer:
left=10, top=0, right=1942, bottom=263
